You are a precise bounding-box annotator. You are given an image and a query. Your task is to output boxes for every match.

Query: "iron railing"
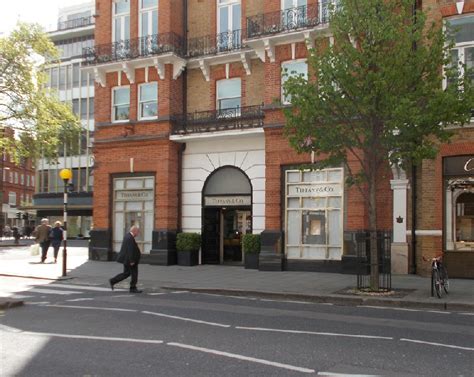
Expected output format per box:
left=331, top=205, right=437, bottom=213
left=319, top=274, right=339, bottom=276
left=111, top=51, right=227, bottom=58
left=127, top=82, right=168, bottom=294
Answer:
left=57, top=16, right=94, bottom=31
left=356, top=230, right=392, bottom=291
left=172, top=104, right=264, bottom=135
left=82, top=32, right=185, bottom=66
left=187, top=29, right=244, bottom=58
left=246, top=4, right=328, bottom=39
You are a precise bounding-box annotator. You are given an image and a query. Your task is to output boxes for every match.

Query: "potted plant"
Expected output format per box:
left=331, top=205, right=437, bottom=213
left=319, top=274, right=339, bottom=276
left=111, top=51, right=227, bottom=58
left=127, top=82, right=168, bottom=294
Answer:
left=176, top=232, right=201, bottom=266
left=242, top=233, right=260, bottom=269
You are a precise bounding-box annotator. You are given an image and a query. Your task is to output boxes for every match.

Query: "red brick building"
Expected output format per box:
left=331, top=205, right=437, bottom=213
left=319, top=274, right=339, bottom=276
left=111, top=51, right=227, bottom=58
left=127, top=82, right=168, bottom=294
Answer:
left=1, top=127, right=36, bottom=230
left=85, top=0, right=473, bottom=277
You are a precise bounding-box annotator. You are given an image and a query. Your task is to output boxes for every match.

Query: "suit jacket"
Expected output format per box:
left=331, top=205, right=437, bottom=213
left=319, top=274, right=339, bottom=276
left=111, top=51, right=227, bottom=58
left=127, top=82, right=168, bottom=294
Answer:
left=116, top=232, right=141, bottom=265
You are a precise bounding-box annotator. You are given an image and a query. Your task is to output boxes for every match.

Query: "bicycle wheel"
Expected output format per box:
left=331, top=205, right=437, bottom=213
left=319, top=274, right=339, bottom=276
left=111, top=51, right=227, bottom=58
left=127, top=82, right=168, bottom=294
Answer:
left=441, top=266, right=449, bottom=294
left=433, top=270, right=442, bottom=298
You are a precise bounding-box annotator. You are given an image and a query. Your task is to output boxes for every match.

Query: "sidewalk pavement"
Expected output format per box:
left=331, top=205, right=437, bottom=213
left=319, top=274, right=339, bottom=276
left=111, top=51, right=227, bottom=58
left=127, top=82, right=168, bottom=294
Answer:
left=1, top=243, right=473, bottom=312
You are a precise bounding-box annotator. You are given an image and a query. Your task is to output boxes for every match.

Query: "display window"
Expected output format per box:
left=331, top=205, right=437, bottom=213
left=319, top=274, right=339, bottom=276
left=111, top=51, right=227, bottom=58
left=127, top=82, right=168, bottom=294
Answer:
left=285, top=168, right=344, bottom=260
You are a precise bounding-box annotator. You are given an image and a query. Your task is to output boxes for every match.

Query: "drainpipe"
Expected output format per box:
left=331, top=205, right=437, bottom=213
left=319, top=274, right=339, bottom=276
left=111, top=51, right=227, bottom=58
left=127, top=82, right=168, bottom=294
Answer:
left=411, top=164, right=417, bottom=274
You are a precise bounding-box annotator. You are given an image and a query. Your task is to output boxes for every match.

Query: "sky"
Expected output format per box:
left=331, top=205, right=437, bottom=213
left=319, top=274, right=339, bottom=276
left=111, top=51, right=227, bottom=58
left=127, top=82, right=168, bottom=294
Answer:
left=0, top=0, right=87, bottom=36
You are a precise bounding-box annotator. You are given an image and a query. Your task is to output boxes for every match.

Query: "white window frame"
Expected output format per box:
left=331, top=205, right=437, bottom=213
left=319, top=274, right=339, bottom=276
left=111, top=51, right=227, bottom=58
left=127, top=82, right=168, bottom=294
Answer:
left=139, top=0, right=158, bottom=38
left=281, top=0, right=306, bottom=10
left=281, top=59, right=308, bottom=105
left=31, top=176, right=35, bottom=188
left=8, top=192, right=16, bottom=206
left=217, top=0, right=241, bottom=34
left=112, top=0, right=130, bottom=43
left=216, top=78, right=241, bottom=111
left=14, top=172, right=18, bottom=184
left=443, top=15, right=474, bottom=89
left=112, top=86, right=131, bottom=123
left=138, top=82, right=158, bottom=120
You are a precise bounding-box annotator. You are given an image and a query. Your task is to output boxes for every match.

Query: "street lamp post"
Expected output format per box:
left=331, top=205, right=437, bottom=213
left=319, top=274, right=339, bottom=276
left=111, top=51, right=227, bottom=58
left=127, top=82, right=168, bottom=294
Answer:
left=59, top=168, right=72, bottom=277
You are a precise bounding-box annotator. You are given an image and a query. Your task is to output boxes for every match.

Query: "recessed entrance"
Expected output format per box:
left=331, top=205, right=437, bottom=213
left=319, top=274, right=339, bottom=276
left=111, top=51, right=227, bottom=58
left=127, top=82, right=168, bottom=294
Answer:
left=202, top=167, right=252, bottom=265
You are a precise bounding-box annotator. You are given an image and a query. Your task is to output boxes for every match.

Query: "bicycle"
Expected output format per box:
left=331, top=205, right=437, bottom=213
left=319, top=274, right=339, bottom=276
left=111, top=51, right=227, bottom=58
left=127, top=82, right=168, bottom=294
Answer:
left=424, top=254, right=449, bottom=298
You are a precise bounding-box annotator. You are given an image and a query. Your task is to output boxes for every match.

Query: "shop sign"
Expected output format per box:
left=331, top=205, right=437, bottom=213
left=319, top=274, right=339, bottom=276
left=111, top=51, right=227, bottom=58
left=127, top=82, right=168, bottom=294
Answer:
left=116, top=190, right=153, bottom=201
left=288, top=183, right=342, bottom=197
left=205, top=196, right=251, bottom=206
left=443, top=155, right=474, bottom=176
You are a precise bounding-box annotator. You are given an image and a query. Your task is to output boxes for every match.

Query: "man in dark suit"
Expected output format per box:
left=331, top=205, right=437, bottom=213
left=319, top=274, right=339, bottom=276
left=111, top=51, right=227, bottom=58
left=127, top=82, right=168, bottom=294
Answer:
left=109, top=225, right=142, bottom=293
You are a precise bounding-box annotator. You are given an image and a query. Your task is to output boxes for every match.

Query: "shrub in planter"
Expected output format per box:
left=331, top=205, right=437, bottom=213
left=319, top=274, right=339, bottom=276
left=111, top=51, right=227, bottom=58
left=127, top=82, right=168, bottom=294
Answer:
left=176, top=232, right=201, bottom=266
left=242, top=234, right=260, bottom=269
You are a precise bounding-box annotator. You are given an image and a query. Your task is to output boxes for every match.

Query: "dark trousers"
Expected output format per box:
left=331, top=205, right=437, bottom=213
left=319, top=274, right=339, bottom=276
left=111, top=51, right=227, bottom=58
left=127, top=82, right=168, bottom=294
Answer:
left=53, top=244, right=61, bottom=260
left=110, top=263, right=138, bottom=289
left=40, top=241, right=51, bottom=262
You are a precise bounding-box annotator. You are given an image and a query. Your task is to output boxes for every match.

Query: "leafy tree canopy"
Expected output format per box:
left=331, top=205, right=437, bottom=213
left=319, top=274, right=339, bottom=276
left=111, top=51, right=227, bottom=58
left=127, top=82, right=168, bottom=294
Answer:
left=0, top=23, right=80, bottom=164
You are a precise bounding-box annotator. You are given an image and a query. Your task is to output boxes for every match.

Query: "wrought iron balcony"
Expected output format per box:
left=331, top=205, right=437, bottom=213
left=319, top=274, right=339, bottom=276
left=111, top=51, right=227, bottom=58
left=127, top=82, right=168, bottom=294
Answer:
left=57, top=16, right=94, bottom=31
left=187, top=29, right=244, bottom=58
left=82, top=32, right=185, bottom=66
left=172, top=104, right=264, bottom=135
left=246, top=4, right=327, bottom=39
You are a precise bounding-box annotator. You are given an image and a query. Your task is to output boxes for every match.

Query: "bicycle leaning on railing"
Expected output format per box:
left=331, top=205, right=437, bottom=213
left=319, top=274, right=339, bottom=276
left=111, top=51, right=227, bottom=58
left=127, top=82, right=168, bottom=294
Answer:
left=424, top=254, right=449, bottom=298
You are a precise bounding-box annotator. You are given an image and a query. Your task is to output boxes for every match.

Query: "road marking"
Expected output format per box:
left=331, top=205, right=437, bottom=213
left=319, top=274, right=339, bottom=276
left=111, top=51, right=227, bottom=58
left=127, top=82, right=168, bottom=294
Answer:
left=236, top=326, right=393, bottom=340
left=23, top=331, right=164, bottom=344
left=37, top=283, right=125, bottom=292
left=28, top=288, right=82, bottom=295
left=26, top=301, right=50, bottom=305
left=167, top=342, right=315, bottom=374
left=317, top=373, right=381, bottom=376
left=427, top=310, right=450, bottom=315
left=142, top=310, right=230, bottom=328
left=111, top=295, right=132, bottom=298
left=458, top=312, right=474, bottom=316
left=147, top=293, right=167, bottom=296
left=66, top=298, right=95, bottom=302
left=7, top=294, right=34, bottom=299
left=171, top=291, right=189, bottom=294
left=400, top=338, right=474, bottom=351
left=45, top=304, right=137, bottom=312
left=358, top=306, right=421, bottom=312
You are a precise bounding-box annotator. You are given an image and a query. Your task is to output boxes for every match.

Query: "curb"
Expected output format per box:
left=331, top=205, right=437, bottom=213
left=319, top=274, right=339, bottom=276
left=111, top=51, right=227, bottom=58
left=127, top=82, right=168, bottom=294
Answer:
left=161, top=286, right=474, bottom=312
left=0, top=273, right=74, bottom=281
left=0, top=299, right=24, bottom=310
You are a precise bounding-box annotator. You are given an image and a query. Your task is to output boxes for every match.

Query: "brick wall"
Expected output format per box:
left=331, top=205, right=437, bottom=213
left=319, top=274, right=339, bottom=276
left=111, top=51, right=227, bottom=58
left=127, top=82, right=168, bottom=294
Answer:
left=187, top=68, right=211, bottom=113
left=187, top=0, right=215, bottom=38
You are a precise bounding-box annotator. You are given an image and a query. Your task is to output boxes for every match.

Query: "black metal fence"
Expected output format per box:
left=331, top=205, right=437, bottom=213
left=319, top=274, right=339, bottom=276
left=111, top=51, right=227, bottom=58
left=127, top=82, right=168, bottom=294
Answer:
left=172, top=104, right=264, bottom=135
left=356, top=230, right=392, bottom=291
left=82, top=32, right=185, bottom=66
left=187, top=29, right=244, bottom=58
left=246, top=4, right=327, bottom=39
left=57, top=16, right=94, bottom=31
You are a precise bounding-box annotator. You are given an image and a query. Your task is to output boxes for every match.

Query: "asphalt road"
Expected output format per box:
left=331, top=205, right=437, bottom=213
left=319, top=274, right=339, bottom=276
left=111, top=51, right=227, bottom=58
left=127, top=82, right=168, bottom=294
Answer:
left=1, top=277, right=473, bottom=377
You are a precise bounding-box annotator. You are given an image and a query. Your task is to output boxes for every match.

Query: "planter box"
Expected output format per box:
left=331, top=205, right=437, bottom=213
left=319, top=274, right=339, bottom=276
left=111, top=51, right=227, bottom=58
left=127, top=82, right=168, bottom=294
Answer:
left=177, top=250, right=199, bottom=266
left=244, top=253, right=259, bottom=269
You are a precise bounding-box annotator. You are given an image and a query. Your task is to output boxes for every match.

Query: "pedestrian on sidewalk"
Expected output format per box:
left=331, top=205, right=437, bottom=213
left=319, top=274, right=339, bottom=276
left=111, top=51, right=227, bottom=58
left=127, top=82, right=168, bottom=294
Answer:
left=12, top=226, right=20, bottom=245
left=50, top=221, right=64, bottom=264
left=33, top=218, right=52, bottom=263
left=109, top=225, right=143, bottom=293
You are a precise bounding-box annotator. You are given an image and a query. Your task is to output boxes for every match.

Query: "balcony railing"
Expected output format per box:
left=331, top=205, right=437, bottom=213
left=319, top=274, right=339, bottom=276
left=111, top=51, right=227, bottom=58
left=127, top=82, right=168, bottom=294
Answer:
left=57, top=16, right=94, bottom=31
left=82, top=32, right=185, bottom=66
left=187, top=29, right=244, bottom=58
left=172, top=104, right=264, bottom=135
left=246, top=4, right=327, bottom=39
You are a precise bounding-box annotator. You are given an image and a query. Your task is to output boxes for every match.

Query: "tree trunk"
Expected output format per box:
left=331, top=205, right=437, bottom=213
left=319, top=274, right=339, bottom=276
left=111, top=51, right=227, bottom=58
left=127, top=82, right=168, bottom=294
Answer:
left=368, top=168, right=379, bottom=291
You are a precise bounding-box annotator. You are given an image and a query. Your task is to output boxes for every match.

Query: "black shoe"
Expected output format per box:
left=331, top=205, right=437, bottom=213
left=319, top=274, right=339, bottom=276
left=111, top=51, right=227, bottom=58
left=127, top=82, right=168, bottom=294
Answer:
left=109, top=279, right=115, bottom=291
left=129, top=288, right=143, bottom=293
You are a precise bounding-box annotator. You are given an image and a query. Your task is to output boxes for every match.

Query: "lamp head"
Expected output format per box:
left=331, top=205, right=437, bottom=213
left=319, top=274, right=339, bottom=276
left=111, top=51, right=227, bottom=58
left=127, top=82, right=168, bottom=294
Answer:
left=59, top=168, right=72, bottom=181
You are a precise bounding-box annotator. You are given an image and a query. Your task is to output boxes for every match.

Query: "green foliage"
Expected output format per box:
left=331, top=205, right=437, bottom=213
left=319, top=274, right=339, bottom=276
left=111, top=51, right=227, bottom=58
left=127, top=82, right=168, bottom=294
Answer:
left=282, top=0, right=474, bottom=176
left=242, top=234, right=261, bottom=254
left=176, top=233, right=202, bottom=252
left=0, top=23, right=80, bottom=164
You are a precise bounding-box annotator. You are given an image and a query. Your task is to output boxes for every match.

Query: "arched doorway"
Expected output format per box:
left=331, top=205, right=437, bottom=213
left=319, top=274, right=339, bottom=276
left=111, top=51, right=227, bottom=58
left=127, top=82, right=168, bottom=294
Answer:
left=202, top=166, right=252, bottom=264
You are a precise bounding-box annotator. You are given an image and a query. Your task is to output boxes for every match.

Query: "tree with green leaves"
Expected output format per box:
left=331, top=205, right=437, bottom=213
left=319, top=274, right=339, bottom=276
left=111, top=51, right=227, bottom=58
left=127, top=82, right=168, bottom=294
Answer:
left=282, top=0, right=474, bottom=289
left=0, top=23, right=80, bottom=164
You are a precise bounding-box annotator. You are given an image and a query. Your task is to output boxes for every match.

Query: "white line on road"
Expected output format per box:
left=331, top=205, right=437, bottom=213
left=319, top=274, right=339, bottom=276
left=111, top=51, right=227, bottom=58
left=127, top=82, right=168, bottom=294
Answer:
left=236, top=326, right=393, bottom=340
left=66, top=298, right=95, bottom=302
left=147, top=293, right=168, bottom=296
left=426, top=310, right=451, bottom=315
left=317, top=373, right=381, bottom=376
left=45, top=304, right=137, bottom=312
left=142, top=310, right=230, bottom=328
left=39, top=283, right=126, bottom=292
left=458, top=312, right=474, bottom=316
left=400, top=338, right=474, bottom=351
left=358, top=306, right=421, bottom=312
left=171, top=291, right=189, bottom=294
left=167, top=342, right=315, bottom=374
left=28, top=288, right=82, bottom=295
left=23, top=331, right=164, bottom=344
left=26, top=301, right=50, bottom=305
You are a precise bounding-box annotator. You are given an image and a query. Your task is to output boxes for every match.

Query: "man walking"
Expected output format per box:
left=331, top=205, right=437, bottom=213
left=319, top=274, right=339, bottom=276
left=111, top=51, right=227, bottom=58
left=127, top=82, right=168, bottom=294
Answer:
left=34, top=218, right=52, bottom=263
left=109, top=225, right=142, bottom=293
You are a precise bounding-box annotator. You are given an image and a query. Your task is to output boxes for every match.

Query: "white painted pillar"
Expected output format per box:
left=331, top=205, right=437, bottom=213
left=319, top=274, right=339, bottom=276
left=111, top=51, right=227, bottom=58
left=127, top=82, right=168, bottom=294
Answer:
left=390, top=179, right=409, bottom=243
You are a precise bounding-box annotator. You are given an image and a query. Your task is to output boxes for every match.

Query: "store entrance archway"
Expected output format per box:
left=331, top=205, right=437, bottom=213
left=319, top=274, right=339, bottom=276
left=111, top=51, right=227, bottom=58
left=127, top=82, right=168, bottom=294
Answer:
left=202, top=166, right=252, bottom=264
